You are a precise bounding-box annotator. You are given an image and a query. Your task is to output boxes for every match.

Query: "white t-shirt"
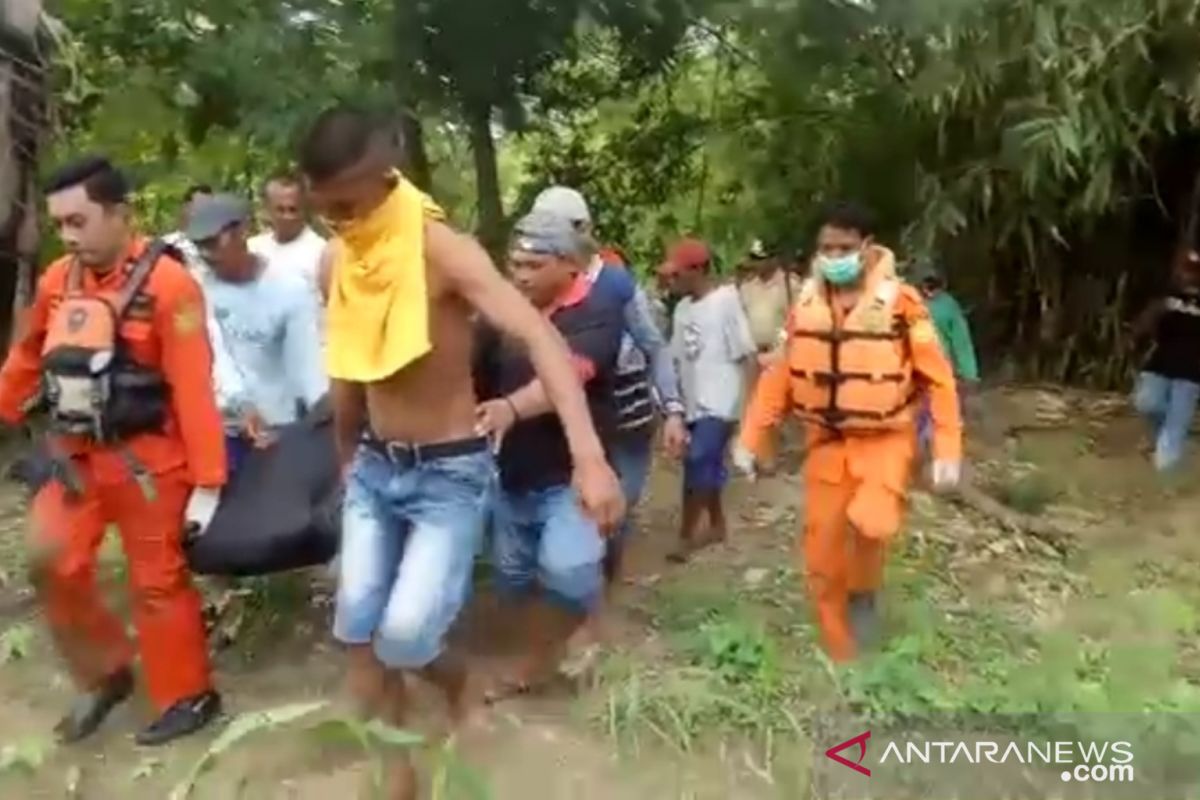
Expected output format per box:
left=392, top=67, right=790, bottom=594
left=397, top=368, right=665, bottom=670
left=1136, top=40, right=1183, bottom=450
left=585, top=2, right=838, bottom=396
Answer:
left=670, top=284, right=756, bottom=422
left=161, top=230, right=248, bottom=418
left=248, top=227, right=327, bottom=328
left=202, top=264, right=328, bottom=428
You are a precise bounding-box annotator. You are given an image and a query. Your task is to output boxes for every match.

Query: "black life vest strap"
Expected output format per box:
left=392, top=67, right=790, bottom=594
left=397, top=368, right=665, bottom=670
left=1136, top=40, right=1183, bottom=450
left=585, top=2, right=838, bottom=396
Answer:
left=795, top=386, right=920, bottom=427
left=791, top=321, right=908, bottom=343
left=790, top=368, right=906, bottom=386
left=113, top=239, right=168, bottom=318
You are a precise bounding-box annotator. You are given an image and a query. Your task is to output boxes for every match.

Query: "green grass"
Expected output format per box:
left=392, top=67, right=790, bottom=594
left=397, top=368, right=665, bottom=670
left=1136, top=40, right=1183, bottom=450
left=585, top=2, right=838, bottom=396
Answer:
left=592, top=521, right=1200, bottom=783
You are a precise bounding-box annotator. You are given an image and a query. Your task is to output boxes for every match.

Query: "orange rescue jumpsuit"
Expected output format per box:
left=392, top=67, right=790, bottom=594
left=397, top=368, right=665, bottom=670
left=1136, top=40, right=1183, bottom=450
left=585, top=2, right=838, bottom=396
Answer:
left=0, top=239, right=227, bottom=709
left=739, top=247, right=961, bottom=662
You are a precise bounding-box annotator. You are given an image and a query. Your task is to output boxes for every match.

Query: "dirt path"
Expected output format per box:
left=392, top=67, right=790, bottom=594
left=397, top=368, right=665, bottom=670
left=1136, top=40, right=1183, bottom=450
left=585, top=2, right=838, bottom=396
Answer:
left=0, top=448, right=797, bottom=799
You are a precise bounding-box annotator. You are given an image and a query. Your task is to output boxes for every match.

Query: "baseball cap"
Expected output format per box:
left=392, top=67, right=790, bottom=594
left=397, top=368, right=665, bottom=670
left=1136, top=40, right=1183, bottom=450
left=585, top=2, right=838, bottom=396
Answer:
left=531, top=186, right=591, bottom=226
left=185, top=193, right=251, bottom=242
left=511, top=210, right=582, bottom=257
left=666, top=238, right=712, bottom=271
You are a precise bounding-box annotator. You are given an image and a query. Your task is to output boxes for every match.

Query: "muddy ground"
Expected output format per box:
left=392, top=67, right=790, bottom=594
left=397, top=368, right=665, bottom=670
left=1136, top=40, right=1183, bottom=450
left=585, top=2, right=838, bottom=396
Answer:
left=1, top=386, right=1199, bottom=799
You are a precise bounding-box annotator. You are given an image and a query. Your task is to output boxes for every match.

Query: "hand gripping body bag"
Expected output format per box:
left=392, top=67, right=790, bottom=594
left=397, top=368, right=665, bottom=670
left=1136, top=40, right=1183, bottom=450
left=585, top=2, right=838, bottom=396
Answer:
left=185, top=396, right=342, bottom=576
left=8, top=397, right=342, bottom=577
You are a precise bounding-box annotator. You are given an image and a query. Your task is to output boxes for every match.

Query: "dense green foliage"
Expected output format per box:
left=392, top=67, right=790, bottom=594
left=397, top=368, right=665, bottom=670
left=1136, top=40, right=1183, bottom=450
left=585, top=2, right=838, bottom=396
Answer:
left=34, top=0, right=1200, bottom=382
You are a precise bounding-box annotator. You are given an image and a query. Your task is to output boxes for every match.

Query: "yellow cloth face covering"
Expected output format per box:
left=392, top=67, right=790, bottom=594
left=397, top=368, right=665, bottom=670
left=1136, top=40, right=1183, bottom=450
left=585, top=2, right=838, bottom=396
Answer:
left=325, top=173, right=446, bottom=382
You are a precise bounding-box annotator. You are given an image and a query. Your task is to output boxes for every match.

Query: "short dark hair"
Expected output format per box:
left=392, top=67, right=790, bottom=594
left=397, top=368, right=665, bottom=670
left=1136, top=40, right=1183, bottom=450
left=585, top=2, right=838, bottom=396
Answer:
left=817, top=201, right=877, bottom=238
left=44, top=156, right=129, bottom=205
left=184, top=183, right=213, bottom=203
left=298, top=105, right=381, bottom=182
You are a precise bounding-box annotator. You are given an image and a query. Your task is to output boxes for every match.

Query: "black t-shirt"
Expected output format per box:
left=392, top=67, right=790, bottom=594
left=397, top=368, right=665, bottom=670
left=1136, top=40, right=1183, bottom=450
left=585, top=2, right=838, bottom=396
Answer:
left=474, top=286, right=623, bottom=494
left=1146, top=288, right=1200, bottom=382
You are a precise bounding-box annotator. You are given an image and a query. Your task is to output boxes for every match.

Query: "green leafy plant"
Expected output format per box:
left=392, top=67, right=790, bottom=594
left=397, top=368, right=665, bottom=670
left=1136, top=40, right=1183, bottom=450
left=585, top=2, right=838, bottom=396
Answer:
left=170, top=701, right=331, bottom=800
left=0, top=736, right=54, bottom=777
left=689, top=619, right=779, bottom=688
left=169, top=701, right=488, bottom=800
left=0, top=623, right=33, bottom=664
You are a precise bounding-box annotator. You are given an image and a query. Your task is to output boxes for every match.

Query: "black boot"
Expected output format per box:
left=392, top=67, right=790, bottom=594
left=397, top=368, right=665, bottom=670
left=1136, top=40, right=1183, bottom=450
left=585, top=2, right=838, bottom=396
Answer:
left=135, top=691, right=222, bottom=747
left=54, top=666, right=135, bottom=743
left=848, top=592, right=881, bottom=651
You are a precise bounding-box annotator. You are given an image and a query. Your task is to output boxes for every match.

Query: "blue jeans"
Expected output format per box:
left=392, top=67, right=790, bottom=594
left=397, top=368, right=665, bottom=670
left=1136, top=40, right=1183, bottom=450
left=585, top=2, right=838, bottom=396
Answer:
left=492, top=484, right=605, bottom=616
left=333, top=443, right=495, bottom=668
left=1134, top=372, right=1200, bottom=472
left=608, top=431, right=654, bottom=540
left=225, top=434, right=252, bottom=477
left=684, top=417, right=734, bottom=492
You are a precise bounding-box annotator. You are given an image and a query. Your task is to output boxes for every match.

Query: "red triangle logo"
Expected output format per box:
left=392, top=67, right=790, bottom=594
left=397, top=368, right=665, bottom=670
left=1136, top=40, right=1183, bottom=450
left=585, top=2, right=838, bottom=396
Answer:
left=825, top=731, right=872, bottom=777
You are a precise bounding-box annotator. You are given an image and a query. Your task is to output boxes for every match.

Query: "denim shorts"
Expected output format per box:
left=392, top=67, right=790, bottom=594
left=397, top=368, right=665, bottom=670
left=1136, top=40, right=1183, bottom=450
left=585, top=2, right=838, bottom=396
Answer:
left=608, top=431, right=654, bottom=540
left=225, top=434, right=252, bottom=478
left=684, top=417, right=734, bottom=492
left=333, top=442, right=495, bottom=668
left=492, top=484, right=604, bottom=616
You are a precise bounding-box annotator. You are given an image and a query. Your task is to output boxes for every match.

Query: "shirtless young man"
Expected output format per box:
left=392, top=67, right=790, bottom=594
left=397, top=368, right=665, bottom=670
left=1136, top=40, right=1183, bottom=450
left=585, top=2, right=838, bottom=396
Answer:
left=298, top=106, right=624, bottom=798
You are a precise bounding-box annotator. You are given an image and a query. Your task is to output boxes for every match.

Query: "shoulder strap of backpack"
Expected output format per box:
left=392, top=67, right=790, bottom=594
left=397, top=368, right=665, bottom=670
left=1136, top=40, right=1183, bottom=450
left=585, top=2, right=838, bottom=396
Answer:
left=66, top=259, right=84, bottom=293
left=113, top=239, right=170, bottom=319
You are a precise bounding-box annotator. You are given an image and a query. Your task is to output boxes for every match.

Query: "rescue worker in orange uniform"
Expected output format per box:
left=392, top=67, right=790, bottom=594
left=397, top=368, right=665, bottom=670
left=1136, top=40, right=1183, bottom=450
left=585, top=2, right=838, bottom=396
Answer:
left=734, top=202, right=962, bottom=662
left=0, top=157, right=227, bottom=745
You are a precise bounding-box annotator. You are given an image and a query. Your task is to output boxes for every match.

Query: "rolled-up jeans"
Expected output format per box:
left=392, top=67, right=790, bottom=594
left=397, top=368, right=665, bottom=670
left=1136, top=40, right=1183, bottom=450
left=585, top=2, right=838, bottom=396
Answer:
left=1134, top=371, right=1200, bottom=472
left=492, top=484, right=605, bottom=616
left=333, top=441, right=494, bottom=668
left=608, top=430, right=654, bottom=541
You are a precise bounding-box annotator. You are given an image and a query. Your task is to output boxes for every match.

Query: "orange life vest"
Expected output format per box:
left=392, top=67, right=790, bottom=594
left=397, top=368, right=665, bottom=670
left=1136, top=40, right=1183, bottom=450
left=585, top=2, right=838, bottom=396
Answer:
left=40, top=240, right=172, bottom=442
left=786, top=247, right=916, bottom=431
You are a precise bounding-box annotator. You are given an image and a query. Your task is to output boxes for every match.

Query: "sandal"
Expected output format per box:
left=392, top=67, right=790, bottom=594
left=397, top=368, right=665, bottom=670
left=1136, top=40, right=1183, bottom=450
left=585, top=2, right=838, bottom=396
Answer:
left=483, top=677, right=533, bottom=706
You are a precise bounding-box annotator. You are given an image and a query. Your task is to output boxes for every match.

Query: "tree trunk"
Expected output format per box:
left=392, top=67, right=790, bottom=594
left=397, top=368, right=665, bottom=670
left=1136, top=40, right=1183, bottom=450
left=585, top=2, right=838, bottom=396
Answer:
left=397, top=108, right=432, bottom=192
left=464, top=100, right=505, bottom=258
left=1, top=1, right=48, bottom=346
left=389, top=0, right=433, bottom=194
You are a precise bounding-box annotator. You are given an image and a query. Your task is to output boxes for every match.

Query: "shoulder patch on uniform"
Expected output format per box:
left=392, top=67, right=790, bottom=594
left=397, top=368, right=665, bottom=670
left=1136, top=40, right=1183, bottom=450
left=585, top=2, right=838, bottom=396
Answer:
left=875, top=278, right=901, bottom=303
left=173, top=302, right=203, bottom=335
left=909, top=318, right=937, bottom=344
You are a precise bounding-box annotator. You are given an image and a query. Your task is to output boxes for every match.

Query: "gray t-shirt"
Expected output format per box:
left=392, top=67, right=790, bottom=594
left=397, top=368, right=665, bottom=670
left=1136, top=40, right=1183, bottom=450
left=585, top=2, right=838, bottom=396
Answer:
left=670, top=284, right=757, bottom=422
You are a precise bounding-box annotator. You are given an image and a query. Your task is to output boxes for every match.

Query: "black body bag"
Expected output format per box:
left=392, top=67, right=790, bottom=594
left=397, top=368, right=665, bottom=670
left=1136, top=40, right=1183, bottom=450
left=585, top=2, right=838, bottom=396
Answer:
left=186, top=398, right=342, bottom=576
left=7, top=398, right=343, bottom=577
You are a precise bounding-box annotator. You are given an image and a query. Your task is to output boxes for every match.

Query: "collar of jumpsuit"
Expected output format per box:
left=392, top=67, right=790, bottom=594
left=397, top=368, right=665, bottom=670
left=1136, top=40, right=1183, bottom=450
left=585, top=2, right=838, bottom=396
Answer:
left=71, top=237, right=148, bottom=292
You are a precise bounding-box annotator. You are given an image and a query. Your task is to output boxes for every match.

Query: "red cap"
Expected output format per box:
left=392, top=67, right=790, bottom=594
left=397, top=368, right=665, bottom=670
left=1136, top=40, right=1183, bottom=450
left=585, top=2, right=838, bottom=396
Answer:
left=667, top=238, right=711, bottom=271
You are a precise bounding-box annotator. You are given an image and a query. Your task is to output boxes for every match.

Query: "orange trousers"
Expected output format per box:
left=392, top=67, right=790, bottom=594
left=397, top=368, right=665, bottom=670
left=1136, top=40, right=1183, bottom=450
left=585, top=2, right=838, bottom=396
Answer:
left=29, top=463, right=211, bottom=710
left=799, top=432, right=912, bottom=662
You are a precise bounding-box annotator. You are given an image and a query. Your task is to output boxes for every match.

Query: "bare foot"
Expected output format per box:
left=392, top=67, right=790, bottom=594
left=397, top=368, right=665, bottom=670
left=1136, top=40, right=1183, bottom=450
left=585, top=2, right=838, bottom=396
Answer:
left=482, top=672, right=534, bottom=706
left=483, top=653, right=558, bottom=706
left=344, top=647, right=386, bottom=720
